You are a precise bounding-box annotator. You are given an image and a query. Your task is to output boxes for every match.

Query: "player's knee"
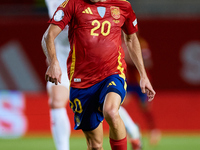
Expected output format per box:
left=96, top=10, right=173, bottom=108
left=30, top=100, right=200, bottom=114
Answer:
left=49, top=96, right=66, bottom=109
left=88, top=142, right=103, bottom=150
left=103, top=107, right=119, bottom=126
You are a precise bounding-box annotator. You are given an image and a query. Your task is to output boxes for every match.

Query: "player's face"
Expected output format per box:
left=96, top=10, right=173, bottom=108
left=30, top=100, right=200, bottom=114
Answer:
left=90, top=0, right=106, bottom=2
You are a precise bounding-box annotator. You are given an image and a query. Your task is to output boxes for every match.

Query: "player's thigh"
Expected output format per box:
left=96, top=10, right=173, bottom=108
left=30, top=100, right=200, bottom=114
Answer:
left=48, top=85, right=69, bottom=108
left=101, top=75, right=126, bottom=119
left=103, top=92, right=121, bottom=114
left=103, top=92, right=121, bottom=126
left=83, top=122, right=103, bottom=149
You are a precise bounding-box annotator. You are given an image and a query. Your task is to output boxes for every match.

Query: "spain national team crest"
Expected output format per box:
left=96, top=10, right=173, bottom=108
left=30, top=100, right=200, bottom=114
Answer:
left=110, top=6, right=120, bottom=19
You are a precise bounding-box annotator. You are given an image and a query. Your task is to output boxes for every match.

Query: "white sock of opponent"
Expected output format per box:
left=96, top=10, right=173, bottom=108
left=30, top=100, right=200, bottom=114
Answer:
left=50, top=108, right=71, bottom=150
left=119, top=106, right=140, bottom=139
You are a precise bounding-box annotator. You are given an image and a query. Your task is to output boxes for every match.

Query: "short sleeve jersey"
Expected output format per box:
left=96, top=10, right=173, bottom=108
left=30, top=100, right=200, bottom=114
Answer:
left=49, top=0, right=138, bottom=88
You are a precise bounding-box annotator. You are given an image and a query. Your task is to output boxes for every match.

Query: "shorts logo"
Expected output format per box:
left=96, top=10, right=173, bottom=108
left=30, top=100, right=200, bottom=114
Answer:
left=107, top=81, right=116, bottom=87
left=110, top=6, right=120, bottom=19
left=75, top=115, right=81, bottom=126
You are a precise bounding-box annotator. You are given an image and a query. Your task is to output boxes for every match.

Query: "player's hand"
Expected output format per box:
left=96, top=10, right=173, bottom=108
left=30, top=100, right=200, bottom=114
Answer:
left=140, top=77, right=156, bottom=101
left=45, top=61, right=62, bottom=85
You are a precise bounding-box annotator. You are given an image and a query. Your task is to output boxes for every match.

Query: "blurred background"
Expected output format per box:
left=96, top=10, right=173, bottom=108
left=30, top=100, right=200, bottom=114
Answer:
left=0, top=0, right=200, bottom=150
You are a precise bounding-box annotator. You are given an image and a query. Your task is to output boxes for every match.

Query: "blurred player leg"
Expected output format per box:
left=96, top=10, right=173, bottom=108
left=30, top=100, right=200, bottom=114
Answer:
left=140, top=102, right=161, bottom=145
left=45, top=0, right=71, bottom=149
left=130, top=84, right=161, bottom=146
left=46, top=29, right=71, bottom=150
left=47, top=40, right=70, bottom=150
left=48, top=84, right=71, bottom=150
left=50, top=108, right=70, bottom=150
left=119, top=106, right=142, bottom=150
left=149, top=129, right=161, bottom=145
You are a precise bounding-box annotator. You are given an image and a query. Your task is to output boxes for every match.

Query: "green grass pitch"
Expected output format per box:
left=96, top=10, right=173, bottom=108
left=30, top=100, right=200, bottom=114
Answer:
left=0, top=134, right=200, bottom=150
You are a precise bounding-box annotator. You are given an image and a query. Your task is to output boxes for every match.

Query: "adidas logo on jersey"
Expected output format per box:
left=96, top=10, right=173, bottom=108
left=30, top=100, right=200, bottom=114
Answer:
left=82, top=7, right=93, bottom=14
left=107, top=81, right=116, bottom=87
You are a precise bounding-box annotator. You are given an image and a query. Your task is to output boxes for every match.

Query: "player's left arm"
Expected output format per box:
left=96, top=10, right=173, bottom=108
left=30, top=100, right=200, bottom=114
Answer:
left=123, top=32, right=156, bottom=101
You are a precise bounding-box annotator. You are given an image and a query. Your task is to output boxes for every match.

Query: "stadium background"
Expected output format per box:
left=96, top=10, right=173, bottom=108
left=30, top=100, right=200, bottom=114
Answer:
left=0, top=0, right=200, bottom=149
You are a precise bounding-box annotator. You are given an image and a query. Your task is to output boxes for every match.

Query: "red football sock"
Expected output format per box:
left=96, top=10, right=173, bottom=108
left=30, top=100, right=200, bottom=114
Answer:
left=110, top=137, right=127, bottom=150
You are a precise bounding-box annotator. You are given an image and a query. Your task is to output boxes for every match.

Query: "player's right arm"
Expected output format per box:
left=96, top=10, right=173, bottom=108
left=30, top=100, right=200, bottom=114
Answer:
left=41, top=24, right=62, bottom=85
left=42, top=0, right=74, bottom=85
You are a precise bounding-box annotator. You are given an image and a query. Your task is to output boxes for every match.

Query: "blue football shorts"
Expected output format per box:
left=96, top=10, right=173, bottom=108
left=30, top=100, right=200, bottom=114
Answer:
left=69, top=74, right=127, bottom=131
left=127, top=83, right=148, bottom=103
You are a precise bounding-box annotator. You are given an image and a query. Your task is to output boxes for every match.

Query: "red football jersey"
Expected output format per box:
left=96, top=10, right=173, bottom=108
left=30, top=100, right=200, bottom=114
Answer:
left=49, top=0, right=138, bottom=88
